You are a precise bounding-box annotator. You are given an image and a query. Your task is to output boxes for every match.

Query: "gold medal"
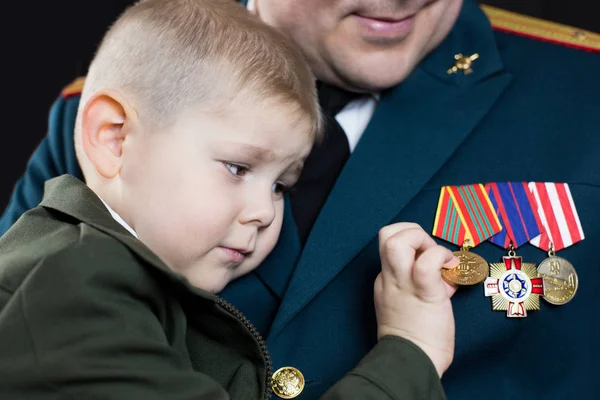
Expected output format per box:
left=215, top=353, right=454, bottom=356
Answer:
left=526, top=183, right=584, bottom=306
left=537, top=244, right=578, bottom=305
left=432, top=185, right=502, bottom=286
left=442, top=239, right=488, bottom=286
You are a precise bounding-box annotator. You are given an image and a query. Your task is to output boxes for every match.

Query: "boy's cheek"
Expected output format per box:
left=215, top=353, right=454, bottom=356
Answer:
left=258, top=220, right=285, bottom=258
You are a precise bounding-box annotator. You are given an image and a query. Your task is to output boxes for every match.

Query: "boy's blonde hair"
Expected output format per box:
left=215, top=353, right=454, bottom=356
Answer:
left=78, top=0, right=321, bottom=138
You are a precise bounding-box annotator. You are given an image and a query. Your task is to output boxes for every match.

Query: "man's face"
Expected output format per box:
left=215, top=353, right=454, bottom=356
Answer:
left=119, top=97, right=312, bottom=293
left=255, top=0, right=463, bottom=92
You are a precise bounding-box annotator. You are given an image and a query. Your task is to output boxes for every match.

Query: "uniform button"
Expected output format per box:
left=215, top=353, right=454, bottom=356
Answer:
left=271, top=366, right=305, bottom=399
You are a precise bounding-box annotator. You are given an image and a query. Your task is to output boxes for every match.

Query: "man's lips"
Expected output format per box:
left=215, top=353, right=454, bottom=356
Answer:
left=352, top=13, right=416, bottom=38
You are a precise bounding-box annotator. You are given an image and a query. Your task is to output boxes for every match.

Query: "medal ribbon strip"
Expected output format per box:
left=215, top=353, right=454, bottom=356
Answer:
left=433, top=184, right=502, bottom=246
left=433, top=187, right=465, bottom=246
left=528, top=182, right=585, bottom=251
left=486, top=182, right=543, bottom=248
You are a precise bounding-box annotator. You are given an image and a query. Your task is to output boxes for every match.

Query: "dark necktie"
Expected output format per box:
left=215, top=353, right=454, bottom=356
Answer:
left=290, top=82, right=364, bottom=245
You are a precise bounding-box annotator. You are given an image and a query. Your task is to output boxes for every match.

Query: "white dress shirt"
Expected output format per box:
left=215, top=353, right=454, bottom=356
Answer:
left=335, top=97, right=378, bottom=152
left=100, top=198, right=138, bottom=238
left=246, top=0, right=378, bottom=152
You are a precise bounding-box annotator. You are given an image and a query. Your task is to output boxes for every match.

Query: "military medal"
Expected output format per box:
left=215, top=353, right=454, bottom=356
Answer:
left=528, top=182, right=584, bottom=305
left=484, top=245, right=544, bottom=317
left=443, top=238, right=489, bottom=286
left=537, top=245, right=578, bottom=305
left=484, top=182, right=546, bottom=317
left=433, top=184, right=502, bottom=286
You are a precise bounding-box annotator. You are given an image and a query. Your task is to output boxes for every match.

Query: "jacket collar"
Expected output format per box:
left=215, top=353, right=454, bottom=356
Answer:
left=40, top=175, right=218, bottom=301
left=419, top=0, right=505, bottom=86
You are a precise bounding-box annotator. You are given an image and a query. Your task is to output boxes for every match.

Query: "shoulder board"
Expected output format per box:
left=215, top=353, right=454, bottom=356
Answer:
left=481, top=5, right=600, bottom=53
left=61, top=77, right=86, bottom=98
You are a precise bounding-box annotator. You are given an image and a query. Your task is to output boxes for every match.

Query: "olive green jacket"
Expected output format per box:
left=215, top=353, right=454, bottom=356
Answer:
left=0, top=175, right=445, bottom=399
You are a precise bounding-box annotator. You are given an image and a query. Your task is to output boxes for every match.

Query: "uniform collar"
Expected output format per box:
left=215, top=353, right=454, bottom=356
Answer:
left=418, top=0, right=504, bottom=87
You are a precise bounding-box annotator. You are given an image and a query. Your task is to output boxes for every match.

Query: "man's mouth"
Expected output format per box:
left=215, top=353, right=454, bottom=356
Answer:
left=352, top=13, right=416, bottom=39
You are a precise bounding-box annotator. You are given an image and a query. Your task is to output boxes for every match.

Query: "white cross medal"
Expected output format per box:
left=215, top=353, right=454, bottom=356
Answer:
left=484, top=251, right=545, bottom=318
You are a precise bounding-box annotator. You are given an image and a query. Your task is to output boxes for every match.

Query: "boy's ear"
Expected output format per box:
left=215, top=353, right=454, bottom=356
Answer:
left=80, top=90, right=137, bottom=179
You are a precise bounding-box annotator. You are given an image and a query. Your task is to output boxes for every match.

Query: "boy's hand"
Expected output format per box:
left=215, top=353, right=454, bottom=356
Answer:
left=374, top=222, right=459, bottom=377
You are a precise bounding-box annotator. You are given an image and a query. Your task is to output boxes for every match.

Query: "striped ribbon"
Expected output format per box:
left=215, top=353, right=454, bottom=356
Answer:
left=486, top=182, right=543, bottom=249
left=433, top=184, right=502, bottom=247
left=529, top=182, right=584, bottom=252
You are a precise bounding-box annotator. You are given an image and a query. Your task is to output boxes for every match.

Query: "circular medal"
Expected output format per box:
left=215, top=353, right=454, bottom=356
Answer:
left=442, top=250, right=488, bottom=286
left=498, top=269, right=532, bottom=302
left=537, top=256, right=578, bottom=305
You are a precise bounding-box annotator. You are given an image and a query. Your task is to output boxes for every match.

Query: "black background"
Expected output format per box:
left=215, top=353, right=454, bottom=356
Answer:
left=1, top=0, right=598, bottom=210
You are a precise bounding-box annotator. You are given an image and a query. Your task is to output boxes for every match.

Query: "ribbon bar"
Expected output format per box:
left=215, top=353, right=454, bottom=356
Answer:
left=486, top=182, right=543, bottom=249
left=433, top=184, right=502, bottom=247
left=529, top=182, right=584, bottom=252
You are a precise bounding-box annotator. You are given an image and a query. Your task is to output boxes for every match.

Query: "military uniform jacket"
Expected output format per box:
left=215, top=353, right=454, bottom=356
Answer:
left=0, top=175, right=445, bottom=400
left=1, top=1, right=600, bottom=399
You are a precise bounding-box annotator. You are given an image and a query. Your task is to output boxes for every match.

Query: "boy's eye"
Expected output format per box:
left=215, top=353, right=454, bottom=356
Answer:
left=272, top=182, right=291, bottom=196
left=224, top=162, right=248, bottom=177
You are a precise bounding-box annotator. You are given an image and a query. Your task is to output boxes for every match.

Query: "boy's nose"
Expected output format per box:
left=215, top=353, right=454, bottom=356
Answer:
left=238, top=191, right=276, bottom=228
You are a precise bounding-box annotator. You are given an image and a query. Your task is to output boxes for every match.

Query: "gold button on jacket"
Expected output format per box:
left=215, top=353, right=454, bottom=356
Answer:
left=272, top=367, right=305, bottom=399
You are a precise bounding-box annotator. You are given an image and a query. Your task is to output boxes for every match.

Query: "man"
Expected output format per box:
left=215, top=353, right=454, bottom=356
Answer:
left=1, top=0, right=599, bottom=399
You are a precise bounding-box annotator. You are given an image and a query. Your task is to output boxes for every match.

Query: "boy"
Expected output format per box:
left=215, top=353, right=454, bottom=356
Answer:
left=0, top=0, right=458, bottom=399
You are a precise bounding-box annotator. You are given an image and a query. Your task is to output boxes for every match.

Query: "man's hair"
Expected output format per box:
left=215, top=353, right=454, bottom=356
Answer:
left=79, top=0, right=321, bottom=136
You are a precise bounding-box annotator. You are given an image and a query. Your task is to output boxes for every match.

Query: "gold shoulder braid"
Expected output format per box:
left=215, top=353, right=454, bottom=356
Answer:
left=481, top=5, right=600, bottom=53
left=61, top=77, right=86, bottom=99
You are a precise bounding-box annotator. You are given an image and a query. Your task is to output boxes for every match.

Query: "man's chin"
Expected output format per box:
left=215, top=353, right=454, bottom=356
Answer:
left=332, top=61, right=415, bottom=93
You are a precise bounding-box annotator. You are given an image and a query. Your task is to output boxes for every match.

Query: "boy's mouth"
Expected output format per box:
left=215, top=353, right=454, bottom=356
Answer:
left=219, top=246, right=252, bottom=264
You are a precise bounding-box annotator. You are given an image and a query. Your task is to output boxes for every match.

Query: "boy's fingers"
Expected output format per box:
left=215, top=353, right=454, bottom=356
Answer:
left=445, top=282, right=458, bottom=297
left=412, top=245, right=455, bottom=297
left=378, top=223, right=434, bottom=254
left=442, top=256, right=460, bottom=269
left=442, top=257, right=460, bottom=297
left=381, top=228, right=438, bottom=281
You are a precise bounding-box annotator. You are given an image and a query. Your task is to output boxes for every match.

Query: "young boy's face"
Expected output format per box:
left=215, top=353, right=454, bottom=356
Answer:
left=119, top=97, right=313, bottom=293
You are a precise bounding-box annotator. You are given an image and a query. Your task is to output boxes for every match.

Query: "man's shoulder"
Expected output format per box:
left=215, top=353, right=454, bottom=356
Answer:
left=60, top=76, right=86, bottom=99
left=482, top=5, right=600, bottom=54
left=483, top=5, right=599, bottom=74
left=480, top=6, right=600, bottom=95
left=50, top=76, right=85, bottom=119
left=46, top=77, right=85, bottom=138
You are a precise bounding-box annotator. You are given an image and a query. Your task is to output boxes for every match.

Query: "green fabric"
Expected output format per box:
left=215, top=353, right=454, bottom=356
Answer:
left=0, top=175, right=444, bottom=399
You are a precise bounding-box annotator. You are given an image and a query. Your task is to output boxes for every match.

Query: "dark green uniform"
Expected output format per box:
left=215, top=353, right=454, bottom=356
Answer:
left=0, top=175, right=444, bottom=399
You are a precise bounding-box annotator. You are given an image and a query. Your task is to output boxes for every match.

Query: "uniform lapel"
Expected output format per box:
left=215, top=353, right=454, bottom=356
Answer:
left=269, top=0, right=513, bottom=338
left=251, top=197, right=302, bottom=299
